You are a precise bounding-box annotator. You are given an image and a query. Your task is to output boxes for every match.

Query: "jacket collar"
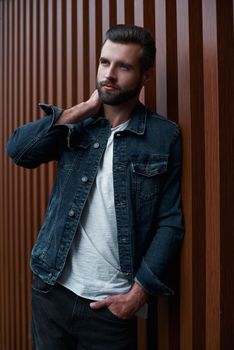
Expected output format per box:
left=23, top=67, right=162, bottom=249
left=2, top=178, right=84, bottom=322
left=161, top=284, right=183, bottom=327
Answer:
left=86, top=101, right=147, bottom=136
left=125, top=101, right=147, bottom=135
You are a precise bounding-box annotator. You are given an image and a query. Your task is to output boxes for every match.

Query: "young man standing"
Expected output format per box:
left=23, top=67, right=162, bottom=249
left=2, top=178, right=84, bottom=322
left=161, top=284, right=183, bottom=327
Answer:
left=7, top=25, right=184, bottom=350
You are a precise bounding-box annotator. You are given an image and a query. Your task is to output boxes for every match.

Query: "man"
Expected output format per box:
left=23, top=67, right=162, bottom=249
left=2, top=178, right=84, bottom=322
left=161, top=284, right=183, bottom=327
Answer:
left=7, top=25, right=184, bottom=350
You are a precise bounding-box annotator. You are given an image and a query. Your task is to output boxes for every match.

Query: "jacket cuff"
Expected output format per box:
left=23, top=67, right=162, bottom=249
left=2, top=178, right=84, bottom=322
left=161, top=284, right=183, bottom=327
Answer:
left=135, top=258, right=174, bottom=296
left=38, top=103, right=64, bottom=130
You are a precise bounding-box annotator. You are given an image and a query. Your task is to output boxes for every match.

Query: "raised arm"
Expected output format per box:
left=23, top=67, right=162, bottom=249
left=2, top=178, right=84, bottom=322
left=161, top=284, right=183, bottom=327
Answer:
left=6, top=91, right=101, bottom=169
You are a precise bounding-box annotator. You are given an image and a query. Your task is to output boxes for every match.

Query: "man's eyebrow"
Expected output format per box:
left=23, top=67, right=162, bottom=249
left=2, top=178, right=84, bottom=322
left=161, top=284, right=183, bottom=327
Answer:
left=118, top=61, right=134, bottom=69
left=99, top=56, right=134, bottom=69
left=99, top=56, right=109, bottom=61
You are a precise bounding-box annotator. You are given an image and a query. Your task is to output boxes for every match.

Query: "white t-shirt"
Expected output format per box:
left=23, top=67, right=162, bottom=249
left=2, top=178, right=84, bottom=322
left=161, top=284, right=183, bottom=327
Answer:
left=59, top=120, right=131, bottom=299
left=59, top=119, right=148, bottom=318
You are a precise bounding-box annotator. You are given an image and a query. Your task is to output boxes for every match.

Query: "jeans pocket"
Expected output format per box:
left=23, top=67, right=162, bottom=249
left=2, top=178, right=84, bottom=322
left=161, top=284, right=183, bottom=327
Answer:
left=103, top=307, right=130, bottom=322
left=32, top=274, right=54, bottom=294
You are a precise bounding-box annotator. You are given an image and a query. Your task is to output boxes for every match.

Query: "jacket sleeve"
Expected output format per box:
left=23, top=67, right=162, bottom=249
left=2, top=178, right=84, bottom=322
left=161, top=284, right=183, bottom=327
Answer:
left=6, top=104, right=72, bottom=168
left=135, top=130, right=184, bottom=296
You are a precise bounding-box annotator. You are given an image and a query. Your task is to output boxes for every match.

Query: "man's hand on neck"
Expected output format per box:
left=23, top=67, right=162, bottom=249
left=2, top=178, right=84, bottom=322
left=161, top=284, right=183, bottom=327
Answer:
left=55, top=90, right=102, bottom=125
left=55, top=90, right=139, bottom=128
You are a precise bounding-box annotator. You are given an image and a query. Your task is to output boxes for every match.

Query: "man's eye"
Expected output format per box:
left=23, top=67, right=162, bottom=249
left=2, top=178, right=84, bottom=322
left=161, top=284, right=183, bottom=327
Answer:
left=120, top=65, right=129, bottom=70
left=120, top=64, right=131, bottom=71
left=100, top=60, right=109, bottom=66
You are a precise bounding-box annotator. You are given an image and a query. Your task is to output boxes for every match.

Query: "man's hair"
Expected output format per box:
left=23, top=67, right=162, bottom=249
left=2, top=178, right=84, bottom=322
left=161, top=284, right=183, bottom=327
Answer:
left=104, top=24, right=156, bottom=72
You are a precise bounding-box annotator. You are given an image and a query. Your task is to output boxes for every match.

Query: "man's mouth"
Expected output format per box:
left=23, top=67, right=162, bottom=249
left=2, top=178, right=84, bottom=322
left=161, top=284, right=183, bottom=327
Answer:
left=101, top=82, right=118, bottom=90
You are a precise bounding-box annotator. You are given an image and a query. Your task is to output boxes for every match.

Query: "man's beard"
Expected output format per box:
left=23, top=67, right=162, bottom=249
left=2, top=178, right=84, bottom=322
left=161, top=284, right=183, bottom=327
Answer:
left=96, top=79, right=142, bottom=106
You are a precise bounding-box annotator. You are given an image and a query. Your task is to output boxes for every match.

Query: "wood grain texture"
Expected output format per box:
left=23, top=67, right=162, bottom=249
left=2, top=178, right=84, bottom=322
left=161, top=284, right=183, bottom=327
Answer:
left=0, top=1, right=233, bottom=349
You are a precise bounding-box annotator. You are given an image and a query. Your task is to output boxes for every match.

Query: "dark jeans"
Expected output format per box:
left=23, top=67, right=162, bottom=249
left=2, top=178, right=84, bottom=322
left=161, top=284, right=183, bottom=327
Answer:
left=31, top=275, right=137, bottom=350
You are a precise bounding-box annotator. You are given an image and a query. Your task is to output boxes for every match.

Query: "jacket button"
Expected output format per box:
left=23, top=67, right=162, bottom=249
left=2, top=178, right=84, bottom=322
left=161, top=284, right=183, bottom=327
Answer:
left=93, top=142, right=100, bottom=149
left=81, top=176, right=88, bottom=183
left=124, top=272, right=131, bottom=276
left=60, top=244, right=64, bottom=251
left=68, top=209, right=75, bottom=217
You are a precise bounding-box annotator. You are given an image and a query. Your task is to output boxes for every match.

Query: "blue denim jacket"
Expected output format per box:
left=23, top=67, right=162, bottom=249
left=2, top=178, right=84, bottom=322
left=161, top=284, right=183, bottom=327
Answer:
left=6, top=101, right=184, bottom=296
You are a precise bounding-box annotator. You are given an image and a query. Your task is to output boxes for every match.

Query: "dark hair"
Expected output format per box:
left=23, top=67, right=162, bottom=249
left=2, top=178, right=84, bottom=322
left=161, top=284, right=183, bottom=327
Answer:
left=104, top=24, right=156, bottom=72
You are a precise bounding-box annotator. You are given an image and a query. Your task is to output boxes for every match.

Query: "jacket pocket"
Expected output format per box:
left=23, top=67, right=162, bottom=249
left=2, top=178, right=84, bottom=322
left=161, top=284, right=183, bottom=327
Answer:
left=131, top=155, right=168, bottom=200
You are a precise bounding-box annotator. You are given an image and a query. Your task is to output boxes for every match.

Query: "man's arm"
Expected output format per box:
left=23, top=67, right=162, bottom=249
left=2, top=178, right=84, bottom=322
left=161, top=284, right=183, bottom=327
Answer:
left=6, top=91, right=101, bottom=168
left=135, top=130, right=184, bottom=296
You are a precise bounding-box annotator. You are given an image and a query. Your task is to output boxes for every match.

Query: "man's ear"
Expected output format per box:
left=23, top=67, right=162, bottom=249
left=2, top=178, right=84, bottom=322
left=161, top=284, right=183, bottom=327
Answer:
left=142, top=67, right=153, bottom=85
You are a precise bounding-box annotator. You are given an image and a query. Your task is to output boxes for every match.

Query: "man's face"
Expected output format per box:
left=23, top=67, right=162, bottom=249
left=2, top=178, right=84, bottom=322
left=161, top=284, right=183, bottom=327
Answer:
left=96, top=40, right=145, bottom=106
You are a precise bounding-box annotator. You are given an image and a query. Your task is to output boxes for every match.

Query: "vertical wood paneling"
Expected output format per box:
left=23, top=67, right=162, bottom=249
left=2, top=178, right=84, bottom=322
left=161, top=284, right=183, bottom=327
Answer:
left=83, top=0, right=90, bottom=100
left=134, top=0, right=145, bottom=103
left=155, top=0, right=167, bottom=116
left=19, top=0, right=27, bottom=348
left=3, top=1, right=9, bottom=348
left=13, top=1, right=21, bottom=347
left=89, top=0, right=102, bottom=92
left=117, top=0, right=125, bottom=24
left=217, top=0, right=234, bottom=347
left=0, top=2, right=4, bottom=347
left=176, top=1, right=192, bottom=349
left=8, top=2, right=15, bottom=349
left=165, top=1, right=178, bottom=122
left=188, top=1, right=206, bottom=349
left=25, top=3, right=33, bottom=348
left=77, top=0, right=84, bottom=102
left=143, top=0, right=156, bottom=111
left=202, top=1, right=221, bottom=349
left=0, top=1, right=233, bottom=350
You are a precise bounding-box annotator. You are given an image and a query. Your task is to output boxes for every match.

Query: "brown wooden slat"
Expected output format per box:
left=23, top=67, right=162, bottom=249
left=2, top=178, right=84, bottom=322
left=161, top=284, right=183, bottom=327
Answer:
left=83, top=0, right=90, bottom=100
left=143, top=0, right=156, bottom=111
left=116, top=0, right=125, bottom=24
left=124, top=0, right=134, bottom=24
left=109, top=0, right=117, bottom=28
left=134, top=0, right=145, bottom=103
left=188, top=1, right=206, bottom=349
left=89, top=0, right=98, bottom=92
left=0, top=1, right=4, bottom=345
left=155, top=0, right=167, bottom=116
left=19, top=0, right=27, bottom=348
left=3, top=1, right=9, bottom=348
left=176, top=1, right=193, bottom=349
left=77, top=0, right=84, bottom=103
left=25, top=1, right=33, bottom=348
left=202, top=1, right=221, bottom=349
left=0, top=1, right=234, bottom=349
left=47, top=0, right=57, bottom=187
left=217, top=0, right=234, bottom=347
left=165, top=0, right=178, bottom=122
left=8, top=2, right=15, bottom=349
left=13, top=2, right=22, bottom=348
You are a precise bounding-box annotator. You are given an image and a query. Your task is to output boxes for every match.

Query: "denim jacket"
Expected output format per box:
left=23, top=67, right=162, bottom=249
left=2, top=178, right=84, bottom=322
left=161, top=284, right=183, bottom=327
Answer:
left=6, top=101, right=184, bottom=296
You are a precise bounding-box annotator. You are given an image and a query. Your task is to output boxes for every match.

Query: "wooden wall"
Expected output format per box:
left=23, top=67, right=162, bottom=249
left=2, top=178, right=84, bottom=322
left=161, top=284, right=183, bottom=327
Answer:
left=0, top=0, right=233, bottom=349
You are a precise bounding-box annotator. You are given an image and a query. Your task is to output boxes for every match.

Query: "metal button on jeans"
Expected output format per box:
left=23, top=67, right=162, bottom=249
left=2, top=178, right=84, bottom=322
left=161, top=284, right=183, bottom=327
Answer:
left=93, top=142, right=100, bottom=149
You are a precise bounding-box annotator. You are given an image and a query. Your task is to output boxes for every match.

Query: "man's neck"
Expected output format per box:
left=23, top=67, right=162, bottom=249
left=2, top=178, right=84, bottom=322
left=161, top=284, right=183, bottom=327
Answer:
left=103, top=97, right=139, bottom=128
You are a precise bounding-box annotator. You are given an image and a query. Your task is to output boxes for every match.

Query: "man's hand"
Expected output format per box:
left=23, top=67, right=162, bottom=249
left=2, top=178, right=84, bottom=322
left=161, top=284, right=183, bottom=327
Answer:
left=56, top=90, right=102, bottom=125
left=89, top=282, right=149, bottom=319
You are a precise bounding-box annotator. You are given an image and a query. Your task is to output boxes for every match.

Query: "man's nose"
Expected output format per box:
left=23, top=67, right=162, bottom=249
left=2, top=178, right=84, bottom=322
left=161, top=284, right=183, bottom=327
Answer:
left=105, top=65, right=117, bottom=82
